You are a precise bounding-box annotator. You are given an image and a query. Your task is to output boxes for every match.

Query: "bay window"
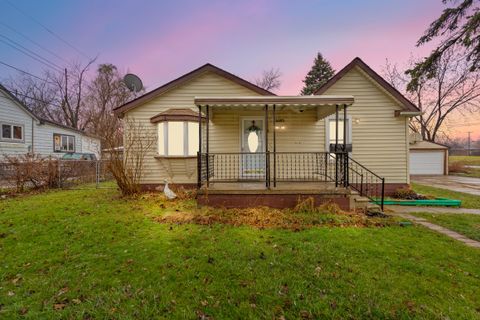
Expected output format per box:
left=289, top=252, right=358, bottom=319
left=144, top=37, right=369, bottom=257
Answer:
left=151, top=108, right=202, bottom=157
left=157, top=121, right=199, bottom=157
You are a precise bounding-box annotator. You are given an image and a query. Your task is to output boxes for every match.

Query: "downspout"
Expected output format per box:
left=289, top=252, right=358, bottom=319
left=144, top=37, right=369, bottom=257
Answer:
left=31, top=118, right=34, bottom=154
left=405, top=117, right=410, bottom=185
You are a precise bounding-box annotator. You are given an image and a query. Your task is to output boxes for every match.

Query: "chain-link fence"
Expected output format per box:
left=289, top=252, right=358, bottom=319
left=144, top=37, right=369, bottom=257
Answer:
left=0, top=159, right=116, bottom=191
left=58, top=160, right=115, bottom=189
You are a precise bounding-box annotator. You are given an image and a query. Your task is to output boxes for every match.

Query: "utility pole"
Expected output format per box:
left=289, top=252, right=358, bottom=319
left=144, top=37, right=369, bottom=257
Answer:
left=467, top=131, right=472, bottom=156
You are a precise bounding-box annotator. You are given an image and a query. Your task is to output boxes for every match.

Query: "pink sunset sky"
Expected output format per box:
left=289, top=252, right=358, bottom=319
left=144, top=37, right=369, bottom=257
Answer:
left=0, top=0, right=478, bottom=139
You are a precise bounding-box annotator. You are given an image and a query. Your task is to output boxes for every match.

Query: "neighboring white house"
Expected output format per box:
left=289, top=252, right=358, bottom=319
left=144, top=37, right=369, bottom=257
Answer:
left=0, top=84, right=101, bottom=159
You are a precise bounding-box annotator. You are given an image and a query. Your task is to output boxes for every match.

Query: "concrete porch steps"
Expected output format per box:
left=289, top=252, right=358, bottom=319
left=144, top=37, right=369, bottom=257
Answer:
left=351, top=192, right=381, bottom=213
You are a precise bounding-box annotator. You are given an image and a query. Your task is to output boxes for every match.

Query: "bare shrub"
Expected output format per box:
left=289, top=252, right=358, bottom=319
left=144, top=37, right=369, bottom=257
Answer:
left=448, top=161, right=471, bottom=174
left=104, top=117, right=156, bottom=196
left=1, top=154, right=59, bottom=192
left=392, top=187, right=427, bottom=200
left=292, top=197, right=343, bottom=214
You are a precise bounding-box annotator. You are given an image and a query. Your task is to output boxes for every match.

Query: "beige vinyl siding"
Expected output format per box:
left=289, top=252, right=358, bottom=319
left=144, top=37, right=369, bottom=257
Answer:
left=126, top=66, right=410, bottom=185
left=321, top=66, right=409, bottom=184
left=125, top=71, right=263, bottom=184
left=210, top=109, right=324, bottom=153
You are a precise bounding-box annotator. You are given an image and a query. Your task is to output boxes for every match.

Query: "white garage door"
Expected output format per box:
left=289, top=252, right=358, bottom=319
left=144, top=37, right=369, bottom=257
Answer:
left=410, top=151, right=445, bottom=175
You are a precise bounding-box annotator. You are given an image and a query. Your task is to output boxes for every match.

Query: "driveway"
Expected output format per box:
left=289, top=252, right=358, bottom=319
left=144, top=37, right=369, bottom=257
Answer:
left=411, top=175, right=480, bottom=196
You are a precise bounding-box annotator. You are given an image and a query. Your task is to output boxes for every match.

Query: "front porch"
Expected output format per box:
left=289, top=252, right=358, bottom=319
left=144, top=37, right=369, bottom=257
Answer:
left=197, top=181, right=352, bottom=209
left=194, top=95, right=385, bottom=210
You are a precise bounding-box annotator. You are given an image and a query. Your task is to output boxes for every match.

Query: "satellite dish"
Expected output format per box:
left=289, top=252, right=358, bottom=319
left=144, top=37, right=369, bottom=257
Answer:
left=123, top=73, right=143, bottom=92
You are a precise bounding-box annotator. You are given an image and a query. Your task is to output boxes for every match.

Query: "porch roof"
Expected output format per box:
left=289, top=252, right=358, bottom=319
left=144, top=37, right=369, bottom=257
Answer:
left=194, top=95, right=354, bottom=107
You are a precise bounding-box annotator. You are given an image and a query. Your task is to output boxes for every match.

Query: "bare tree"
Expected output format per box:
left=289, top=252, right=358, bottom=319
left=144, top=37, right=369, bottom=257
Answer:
left=7, top=59, right=96, bottom=130
left=84, top=64, right=139, bottom=140
left=104, top=118, right=156, bottom=196
left=255, top=68, right=282, bottom=91
left=7, top=74, right=58, bottom=121
left=47, top=59, right=96, bottom=130
left=384, top=46, right=480, bottom=142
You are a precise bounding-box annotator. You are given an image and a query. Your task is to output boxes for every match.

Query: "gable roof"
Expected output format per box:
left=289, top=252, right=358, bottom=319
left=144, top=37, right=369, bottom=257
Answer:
left=0, top=83, right=39, bottom=120
left=37, top=117, right=90, bottom=136
left=114, top=63, right=275, bottom=116
left=314, top=57, right=420, bottom=112
left=0, top=84, right=96, bottom=138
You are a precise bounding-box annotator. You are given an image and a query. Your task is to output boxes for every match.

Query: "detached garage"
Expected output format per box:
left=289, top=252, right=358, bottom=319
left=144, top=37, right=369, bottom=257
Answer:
left=409, top=141, right=449, bottom=175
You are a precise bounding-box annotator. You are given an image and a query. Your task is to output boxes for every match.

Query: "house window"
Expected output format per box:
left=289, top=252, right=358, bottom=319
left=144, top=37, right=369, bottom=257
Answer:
left=325, top=117, right=351, bottom=150
left=53, top=134, right=75, bottom=152
left=157, top=121, right=199, bottom=157
left=1, top=123, right=24, bottom=142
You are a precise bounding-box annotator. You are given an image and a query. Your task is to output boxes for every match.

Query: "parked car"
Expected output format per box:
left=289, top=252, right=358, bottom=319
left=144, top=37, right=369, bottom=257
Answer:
left=61, top=153, right=97, bottom=161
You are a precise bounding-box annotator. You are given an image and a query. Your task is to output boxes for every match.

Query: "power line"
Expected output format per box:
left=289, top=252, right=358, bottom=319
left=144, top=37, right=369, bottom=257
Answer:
left=5, top=0, right=92, bottom=60
left=0, top=37, right=63, bottom=73
left=0, top=22, right=70, bottom=64
left=0, top=60, right=57, bottom=85
left=0, top=91, right=63, bottom=110
left=447, top=122, right=480, bottom=127
left=0, top=83, right=65, bottom=110
left=0, top=33, right=64, bottom=71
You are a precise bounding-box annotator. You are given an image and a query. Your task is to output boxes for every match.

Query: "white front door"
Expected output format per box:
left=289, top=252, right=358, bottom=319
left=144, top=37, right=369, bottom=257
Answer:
left=241, top=118, right=265, bottom=179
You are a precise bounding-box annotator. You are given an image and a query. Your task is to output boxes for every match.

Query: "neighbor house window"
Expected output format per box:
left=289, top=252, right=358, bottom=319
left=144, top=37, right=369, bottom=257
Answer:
left=157, top=121, right=199, bottom=156
left=1, top=123, right=24, bottom=142
left=53, top=134, right=75, bottom=152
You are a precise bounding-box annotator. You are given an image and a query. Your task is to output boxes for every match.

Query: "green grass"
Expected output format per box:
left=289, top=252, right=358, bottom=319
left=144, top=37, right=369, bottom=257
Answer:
left=450, top=156, right=480, bottom=166
left=410, top=212, right=480, bottom=242
left=449, top=156, right=480, bottom=178
left=1, top=189, right=480, bottom=319
left=412, top=183, right=480, bottom=209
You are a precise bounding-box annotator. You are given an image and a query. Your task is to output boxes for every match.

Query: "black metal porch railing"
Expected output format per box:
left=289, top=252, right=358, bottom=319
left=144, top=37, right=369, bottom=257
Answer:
left=198, top=152, right=343, bottom=184
left=273, top=152, right=333, bottom=182
left=200, top=152, right=267, bottom=182
left=197, top=151, right=385, bottom=210
left=347, top=156, right=385, bottom=210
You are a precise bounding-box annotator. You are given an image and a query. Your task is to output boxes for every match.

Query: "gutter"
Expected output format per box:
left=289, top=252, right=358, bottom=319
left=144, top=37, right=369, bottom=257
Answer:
left=395, top=111, right=423, bottom=117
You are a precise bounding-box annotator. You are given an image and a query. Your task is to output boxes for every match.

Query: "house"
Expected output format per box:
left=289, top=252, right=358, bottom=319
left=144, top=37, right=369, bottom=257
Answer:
left=114, top=58, right=422, bottom=210
left=0, top=84, right=101, bottom=159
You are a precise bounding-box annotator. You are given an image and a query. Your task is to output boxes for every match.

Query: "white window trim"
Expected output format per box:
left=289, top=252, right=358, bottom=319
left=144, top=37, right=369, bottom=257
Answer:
left=158, top=121, right=198, bottom=157
left=324, top=116, right=352, bottom=151
left=54, top=133, right=75, bottom=153
left=0, top=122, right=24, bottom=143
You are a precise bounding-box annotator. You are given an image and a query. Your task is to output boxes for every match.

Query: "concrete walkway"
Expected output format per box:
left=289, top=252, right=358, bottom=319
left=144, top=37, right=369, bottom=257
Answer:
left=411, top=175, right=480, bottom=196
left=386, top=205, right=480, bottom=215
left=392, top=212, right=480, bottom=248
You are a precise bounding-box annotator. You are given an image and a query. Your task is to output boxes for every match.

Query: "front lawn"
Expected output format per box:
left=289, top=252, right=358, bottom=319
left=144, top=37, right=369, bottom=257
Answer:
left=1, top=188, right=480, bottom=319
left=409, top=212, right=480, bottom=242
left=450, top=156, right=480, bottom=166
left=449, top=156, right=480, bottom=178
left=412, top=182, right=480, bottom=209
